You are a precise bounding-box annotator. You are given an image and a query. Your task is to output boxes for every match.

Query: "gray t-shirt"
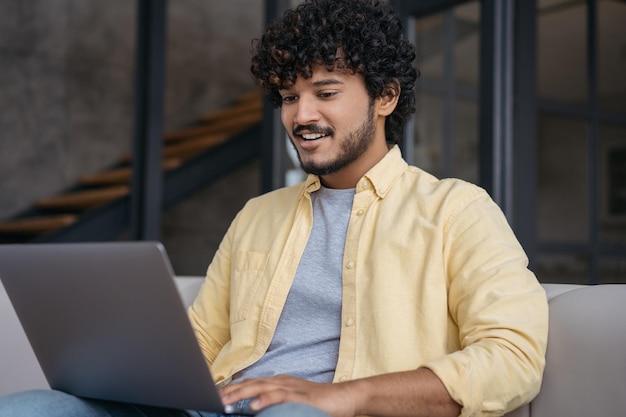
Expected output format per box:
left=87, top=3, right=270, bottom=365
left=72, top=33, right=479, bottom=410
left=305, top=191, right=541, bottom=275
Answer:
left=233, top=186, right=355, bottom=383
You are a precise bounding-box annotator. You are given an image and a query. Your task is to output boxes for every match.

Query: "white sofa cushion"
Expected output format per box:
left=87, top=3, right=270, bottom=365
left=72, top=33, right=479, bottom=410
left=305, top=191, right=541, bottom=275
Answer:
left=530, top=284, right=626, bottom=417
left=0, top=278, right=48, bottom=395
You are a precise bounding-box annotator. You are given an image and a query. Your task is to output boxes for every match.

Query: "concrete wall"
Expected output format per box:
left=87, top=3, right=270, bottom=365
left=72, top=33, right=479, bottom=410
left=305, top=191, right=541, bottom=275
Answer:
left=0, top=0, right=264, bottom=275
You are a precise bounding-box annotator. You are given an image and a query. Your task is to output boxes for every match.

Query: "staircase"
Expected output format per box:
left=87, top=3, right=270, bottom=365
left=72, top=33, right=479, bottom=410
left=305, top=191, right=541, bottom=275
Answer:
left=0, top=92, right=263, bottom=244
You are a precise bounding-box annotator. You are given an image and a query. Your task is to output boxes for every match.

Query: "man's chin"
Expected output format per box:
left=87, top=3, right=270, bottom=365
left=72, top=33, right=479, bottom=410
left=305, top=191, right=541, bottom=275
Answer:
left=301, top=161, right=343, bottom=177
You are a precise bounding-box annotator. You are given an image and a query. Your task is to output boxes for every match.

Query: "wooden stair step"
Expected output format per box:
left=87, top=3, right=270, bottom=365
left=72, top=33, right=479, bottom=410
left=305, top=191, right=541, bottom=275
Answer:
left=122, top=121, right=248, bottom=163
left=163, top=132, right=232, bottom=160
left=164, top=110, right=262, bottom=142
left=35, top=186, right=130, bottom=210
left=80, top=158, right=182, bottom=186
left=199, top=97, right=263, bottom=124
left=162, top=115, right=260, bottom=159
left=0, top=214, right=78, bottom=235
left=234, top=91, right=262, bottom=105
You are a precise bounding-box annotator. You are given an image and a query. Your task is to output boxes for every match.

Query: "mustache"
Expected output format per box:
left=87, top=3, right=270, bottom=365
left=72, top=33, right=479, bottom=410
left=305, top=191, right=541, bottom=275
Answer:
left=293, top=124, right=334, bottom=136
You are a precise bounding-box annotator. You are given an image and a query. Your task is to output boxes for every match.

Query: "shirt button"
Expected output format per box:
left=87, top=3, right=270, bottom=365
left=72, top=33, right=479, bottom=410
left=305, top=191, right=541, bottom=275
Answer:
left=345, top=318, right=354, bottom=327
left=339, top=375, right=347, bottom=382
left=362, top=181, right=370, bottom=189
left=356, top=209, right=364, bottom=216
left=346, top=261, right=354, bottom=269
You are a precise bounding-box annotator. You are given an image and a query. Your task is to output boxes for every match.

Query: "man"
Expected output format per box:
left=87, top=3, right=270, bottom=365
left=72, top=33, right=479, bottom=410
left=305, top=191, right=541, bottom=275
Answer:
left=193, top=0, right=548, bottom=416
left=0, top=1, right=548, bottom=416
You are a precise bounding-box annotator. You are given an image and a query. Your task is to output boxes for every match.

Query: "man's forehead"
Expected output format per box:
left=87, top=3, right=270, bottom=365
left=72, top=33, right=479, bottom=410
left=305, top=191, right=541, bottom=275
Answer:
left=280, top=65, right=360, bottom=90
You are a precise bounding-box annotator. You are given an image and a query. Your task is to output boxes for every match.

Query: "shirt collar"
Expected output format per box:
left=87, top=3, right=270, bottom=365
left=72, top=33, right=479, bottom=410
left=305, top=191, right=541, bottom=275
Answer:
left=301, top=145, right=407, bottom=198
left=361, top=145, right=407, bottom=198
left=303, top=174, right=322, bottom=195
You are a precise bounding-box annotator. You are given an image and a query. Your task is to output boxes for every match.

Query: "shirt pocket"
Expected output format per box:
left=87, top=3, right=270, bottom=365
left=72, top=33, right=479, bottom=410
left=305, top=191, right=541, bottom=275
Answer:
left=230, top=250, right=268, bottom=323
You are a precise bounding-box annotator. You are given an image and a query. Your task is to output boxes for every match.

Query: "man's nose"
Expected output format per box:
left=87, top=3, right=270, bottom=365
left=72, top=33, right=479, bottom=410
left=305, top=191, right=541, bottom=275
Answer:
left=294, top=95, right=320, bottom=126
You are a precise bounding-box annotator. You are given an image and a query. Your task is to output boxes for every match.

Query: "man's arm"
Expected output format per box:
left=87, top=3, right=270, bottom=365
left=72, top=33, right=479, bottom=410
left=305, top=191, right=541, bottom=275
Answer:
left=220, top=368, right=461, bottom=417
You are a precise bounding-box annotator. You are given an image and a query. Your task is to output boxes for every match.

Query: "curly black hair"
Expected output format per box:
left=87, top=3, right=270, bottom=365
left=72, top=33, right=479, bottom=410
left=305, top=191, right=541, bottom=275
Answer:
left=251, top=0, right=418, bottom=145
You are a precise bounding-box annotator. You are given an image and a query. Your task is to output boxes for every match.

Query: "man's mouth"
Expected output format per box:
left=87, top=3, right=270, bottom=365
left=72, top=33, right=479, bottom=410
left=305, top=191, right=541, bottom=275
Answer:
left=294, top=124, right=334, bottom=141
left=301, top=132, right=327, bottom=140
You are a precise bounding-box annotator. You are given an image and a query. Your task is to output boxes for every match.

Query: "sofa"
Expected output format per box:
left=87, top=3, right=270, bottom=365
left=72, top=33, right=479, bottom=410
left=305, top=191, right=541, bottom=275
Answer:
left=1, top=277, right=625, bottom=416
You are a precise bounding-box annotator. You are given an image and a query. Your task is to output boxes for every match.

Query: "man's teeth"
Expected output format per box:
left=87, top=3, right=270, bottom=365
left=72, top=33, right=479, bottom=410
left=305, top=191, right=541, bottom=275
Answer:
left=302, top=133, right=326, bottom=140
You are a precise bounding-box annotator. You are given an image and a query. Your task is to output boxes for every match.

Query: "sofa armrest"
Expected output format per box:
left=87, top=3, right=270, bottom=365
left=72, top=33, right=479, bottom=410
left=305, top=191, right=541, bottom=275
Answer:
left=174, top=276, right=204, bottom=308
left=530, top=284, right=626, bottom=417
left=0, top=279, right=48, bottom=396
left=541, top=283, right=584, bottom=301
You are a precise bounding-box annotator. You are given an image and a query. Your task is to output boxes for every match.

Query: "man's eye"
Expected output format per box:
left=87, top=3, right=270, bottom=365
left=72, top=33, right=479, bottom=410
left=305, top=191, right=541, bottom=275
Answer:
left=282, top=95, right=297, bottom=103
left=318, top=92, right=336, bottom=99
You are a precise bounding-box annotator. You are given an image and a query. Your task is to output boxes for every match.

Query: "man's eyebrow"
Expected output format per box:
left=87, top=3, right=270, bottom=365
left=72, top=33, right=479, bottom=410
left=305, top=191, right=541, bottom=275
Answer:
left=279, top=78, right=344, bottom=92
left=311, top=78, right=344, bottom=87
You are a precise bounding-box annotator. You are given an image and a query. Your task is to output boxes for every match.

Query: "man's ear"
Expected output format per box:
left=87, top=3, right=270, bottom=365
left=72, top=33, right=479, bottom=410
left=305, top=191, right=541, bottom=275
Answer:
left=377, top=79, right=401, bottom=117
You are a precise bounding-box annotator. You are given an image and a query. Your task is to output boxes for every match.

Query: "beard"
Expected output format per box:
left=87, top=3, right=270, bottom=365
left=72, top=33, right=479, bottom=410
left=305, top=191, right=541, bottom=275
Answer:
left=292, top=104, right=377, bottom=177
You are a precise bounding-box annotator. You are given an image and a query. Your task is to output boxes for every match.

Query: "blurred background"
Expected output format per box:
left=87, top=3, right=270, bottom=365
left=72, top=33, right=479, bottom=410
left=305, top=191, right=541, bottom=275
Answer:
left=0, top=0, right=624, bottom=284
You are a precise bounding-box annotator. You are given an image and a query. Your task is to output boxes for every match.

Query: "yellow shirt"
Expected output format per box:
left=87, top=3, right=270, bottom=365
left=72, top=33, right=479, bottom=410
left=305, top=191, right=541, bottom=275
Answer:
left=189, top=146, right=548, bottom=417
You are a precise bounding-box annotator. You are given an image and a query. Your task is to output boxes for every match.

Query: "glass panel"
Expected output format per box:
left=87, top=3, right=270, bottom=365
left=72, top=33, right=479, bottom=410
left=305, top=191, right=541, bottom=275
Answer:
left=453, top=1, right=480, bottom=87
left=537, top=0, right=587, bottom=106
left=599, top=124, right=626, bottom=245
left=536, top=253, right=589, bottom=284
left=413, top=94, right=444, bottom=178
left=598, top=0, right=626, bottom=114
left=599, top=257, right=626, bottom=284
left=452, top=99, right=478, bottom=183
left=413, top=3, right=479, bottom=181
left=415, top=14, right=445, bottom=82
left=538, top=0, right=576, bottom=8
left=414, top=11, right=445, bottom=178
left=285, top=135, right=306, bottom=187
left=536, top=115, right=589, bottom=242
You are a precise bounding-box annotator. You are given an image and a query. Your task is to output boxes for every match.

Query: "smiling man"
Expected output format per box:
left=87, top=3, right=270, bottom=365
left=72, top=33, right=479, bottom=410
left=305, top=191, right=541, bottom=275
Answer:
left=196, top=1, right=548, bottom=416
left=0, top=1, right=548, bottom=417
left=279, top=66, right=388, bottom=189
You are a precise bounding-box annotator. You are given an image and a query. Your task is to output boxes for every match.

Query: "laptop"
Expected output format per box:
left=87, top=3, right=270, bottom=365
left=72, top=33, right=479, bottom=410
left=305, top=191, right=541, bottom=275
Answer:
left=0, top=241, right=251, bottom=414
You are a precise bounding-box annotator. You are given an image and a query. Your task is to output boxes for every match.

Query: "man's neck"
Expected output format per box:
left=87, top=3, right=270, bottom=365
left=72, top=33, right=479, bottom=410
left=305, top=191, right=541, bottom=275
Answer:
left=320, top=141, right=390, bottom=189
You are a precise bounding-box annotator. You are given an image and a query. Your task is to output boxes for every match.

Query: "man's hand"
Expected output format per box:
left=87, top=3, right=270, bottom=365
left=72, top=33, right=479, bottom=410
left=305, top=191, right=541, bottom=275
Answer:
left=219, top=368, right=461, bottom=417
left=219, top=375, right=358, bottom=417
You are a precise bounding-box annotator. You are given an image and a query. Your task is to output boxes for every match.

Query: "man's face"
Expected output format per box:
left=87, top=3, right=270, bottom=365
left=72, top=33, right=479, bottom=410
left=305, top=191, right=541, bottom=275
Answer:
left=279, top=65, right=386, bottom=185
